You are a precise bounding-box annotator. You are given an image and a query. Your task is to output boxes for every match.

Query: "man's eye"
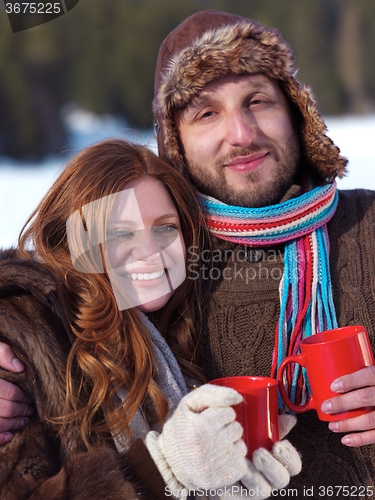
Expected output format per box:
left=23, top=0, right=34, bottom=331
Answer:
left=248, top=96, right=272, bottom=108
left=197, top=109, right=216, bottom=120
left=250, top=99, right=264, bottom=106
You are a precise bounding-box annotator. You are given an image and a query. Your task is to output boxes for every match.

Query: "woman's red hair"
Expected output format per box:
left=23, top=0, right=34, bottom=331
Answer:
left=19, top=139, right=206, bottom=447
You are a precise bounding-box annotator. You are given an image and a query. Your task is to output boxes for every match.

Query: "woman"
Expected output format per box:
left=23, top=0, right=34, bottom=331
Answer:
left=0, top=140, right=300, bottom=499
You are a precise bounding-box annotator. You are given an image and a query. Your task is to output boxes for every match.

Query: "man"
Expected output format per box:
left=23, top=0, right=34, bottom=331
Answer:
left=151, top=10, right=375, bottom=498
left=1, top=9, right=375, bottom=498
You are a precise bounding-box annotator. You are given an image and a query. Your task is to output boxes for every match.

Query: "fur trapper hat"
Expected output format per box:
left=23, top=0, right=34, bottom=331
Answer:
left=153, top=9, right=347, bottom=181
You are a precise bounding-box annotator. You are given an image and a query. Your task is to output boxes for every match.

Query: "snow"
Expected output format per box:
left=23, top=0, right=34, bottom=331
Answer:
left=325, top=114, right=375, bottom=190
left=1, top=109, right=374, bottom=249
left=0, top=107, right=157, bottom=249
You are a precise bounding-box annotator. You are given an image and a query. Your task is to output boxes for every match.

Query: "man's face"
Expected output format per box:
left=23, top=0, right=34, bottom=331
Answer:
left=174, top=74, right=300, bottom=208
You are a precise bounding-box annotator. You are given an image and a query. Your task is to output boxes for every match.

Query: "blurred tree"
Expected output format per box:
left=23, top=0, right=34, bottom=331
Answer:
left=0, top=0, right=374, bottom=159
left=336, top=0, right=373, bottom=113
left=337, top=0, right=374, bottom=113
left=0, top=14, right=66, bottom=159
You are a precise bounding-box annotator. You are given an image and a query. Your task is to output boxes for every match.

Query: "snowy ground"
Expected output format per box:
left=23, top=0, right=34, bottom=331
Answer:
left=0, top=109, right=374, bottom=249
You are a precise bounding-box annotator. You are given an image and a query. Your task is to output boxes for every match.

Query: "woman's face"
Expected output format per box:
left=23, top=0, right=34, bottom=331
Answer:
left=105, top=176, right=186, bottom=312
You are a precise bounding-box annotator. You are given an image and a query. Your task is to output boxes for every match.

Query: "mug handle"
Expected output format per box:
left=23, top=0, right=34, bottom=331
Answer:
left=277, top=354, right=313, bottom=413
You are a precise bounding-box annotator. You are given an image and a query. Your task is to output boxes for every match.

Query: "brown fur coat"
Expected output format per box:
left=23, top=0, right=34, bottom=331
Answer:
left=0, top=249, right=167, bottom=500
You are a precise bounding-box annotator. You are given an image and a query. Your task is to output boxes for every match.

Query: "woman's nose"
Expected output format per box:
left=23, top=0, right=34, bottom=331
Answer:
left=132, top=229, right=158, bottom=260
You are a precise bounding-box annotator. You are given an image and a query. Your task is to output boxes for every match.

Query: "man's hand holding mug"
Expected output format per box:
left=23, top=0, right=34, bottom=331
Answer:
left=277, top=325, right=375, bottom=446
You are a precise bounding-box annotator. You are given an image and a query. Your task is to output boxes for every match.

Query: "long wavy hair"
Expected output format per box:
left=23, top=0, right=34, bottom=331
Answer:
left=19, top=139, right=206, bottom=447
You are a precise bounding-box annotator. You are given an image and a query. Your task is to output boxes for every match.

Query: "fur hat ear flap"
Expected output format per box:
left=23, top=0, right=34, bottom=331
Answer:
left=155, top=113, right=185, bottom=175
left=282, top=78, right=347, bottom=180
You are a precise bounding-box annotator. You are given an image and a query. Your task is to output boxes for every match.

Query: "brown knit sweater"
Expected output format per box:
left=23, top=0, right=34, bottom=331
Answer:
left=197, top=189, right=375, bottom=499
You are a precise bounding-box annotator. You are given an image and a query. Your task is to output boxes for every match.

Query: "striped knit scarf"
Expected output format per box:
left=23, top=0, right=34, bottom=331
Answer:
left=198, top=180, right=339, bottom=407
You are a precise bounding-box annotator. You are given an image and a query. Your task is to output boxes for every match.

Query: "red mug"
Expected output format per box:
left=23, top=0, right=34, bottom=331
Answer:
left=209, top=376, right=279, bottom=458
left=277, top=325, right=375, bottom=421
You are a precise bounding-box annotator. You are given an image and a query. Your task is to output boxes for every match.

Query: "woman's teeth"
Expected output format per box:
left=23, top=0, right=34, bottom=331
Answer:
left=123, top=269, right=166, bottom=281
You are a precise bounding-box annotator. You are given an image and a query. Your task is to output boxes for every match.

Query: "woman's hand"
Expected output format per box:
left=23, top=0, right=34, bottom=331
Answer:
left=145, top=385, right=301, bottom=499
left=146, top=384, right=248, bottom=496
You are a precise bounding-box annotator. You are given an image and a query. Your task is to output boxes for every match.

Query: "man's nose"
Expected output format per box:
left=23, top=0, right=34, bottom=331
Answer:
left=225, top=109, right=255, bottom=147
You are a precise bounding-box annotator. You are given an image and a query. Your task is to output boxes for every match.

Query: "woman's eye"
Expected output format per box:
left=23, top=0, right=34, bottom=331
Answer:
left=153, top=225, right=177, bottom=234
left=107, top=229, right=135, bottom=240
left=152, top=225, right=179, bottom=247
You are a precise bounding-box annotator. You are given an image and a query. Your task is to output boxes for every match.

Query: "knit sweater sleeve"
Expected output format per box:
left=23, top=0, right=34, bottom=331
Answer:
left=0, top=252, right=167, bottom=500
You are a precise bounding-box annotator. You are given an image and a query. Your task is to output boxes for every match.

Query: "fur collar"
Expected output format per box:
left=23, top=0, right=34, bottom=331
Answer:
left=0, top=248, right=56, bottom=304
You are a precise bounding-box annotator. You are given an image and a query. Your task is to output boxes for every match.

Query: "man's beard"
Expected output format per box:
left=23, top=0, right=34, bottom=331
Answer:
left=187, top=139, right=300, bottom=208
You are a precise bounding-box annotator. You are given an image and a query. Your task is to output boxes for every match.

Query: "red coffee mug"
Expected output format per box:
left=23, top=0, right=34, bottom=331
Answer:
left=209, top=376, right=279, bottom=458
left=277, top=325, right=375, bottom=421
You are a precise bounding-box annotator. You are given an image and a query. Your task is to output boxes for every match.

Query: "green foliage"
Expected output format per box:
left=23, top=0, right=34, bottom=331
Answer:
left=0, top=0, right=374, bottom=158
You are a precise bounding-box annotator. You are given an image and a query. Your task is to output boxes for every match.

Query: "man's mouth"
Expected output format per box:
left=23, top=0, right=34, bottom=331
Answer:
left=225, top=151, right=268, bottom=170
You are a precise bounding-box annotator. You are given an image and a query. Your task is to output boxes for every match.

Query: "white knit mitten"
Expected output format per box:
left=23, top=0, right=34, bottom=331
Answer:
left=218, top=441, right=301, bottom=499
left=278, top=413, right=297, bottom=439
left=145, top=384, right=248, bottom=497
left=216, top=413, right=301, bottom=499
left=244, top=440, right=301, bottom=494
